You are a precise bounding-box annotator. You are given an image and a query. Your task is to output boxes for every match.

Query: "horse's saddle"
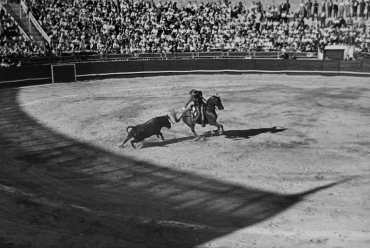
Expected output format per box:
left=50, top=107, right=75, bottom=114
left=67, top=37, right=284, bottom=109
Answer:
left=190, top=105, right=207, bottom=124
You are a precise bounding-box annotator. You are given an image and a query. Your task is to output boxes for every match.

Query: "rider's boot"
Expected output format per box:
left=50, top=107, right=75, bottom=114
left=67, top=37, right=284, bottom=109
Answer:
left=201, top=106, right=205, bottom=127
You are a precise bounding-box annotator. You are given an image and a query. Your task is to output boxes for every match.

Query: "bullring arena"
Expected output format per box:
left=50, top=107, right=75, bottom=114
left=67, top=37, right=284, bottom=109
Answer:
left=1, top=69, right=369, bottom=247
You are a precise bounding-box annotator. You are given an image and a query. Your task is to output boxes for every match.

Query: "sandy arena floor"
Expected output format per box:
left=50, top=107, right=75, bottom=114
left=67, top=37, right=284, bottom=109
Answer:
left=0, top=74, right=369, bottom=248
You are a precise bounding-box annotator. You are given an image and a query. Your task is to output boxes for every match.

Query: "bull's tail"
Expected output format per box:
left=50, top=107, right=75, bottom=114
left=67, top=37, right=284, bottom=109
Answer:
left=168, top=110, right=182, bottom=123
left=126, top=126, right=134, bottom=133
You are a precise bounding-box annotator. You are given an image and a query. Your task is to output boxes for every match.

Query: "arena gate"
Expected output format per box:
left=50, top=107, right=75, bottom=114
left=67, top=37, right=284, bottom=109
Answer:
left=51, top=64, right=76, bottom=83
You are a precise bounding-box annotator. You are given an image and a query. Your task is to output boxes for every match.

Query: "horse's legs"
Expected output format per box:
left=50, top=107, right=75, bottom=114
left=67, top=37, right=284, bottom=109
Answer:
left=157, top=132, right=164, bottom=141
left=182, top=114, right=202, bottom=141
left=190, top=125, right=202, bottom=141
left=204, top=112, right=222, bottom=133
left=209, top=121, right=224, bottom=135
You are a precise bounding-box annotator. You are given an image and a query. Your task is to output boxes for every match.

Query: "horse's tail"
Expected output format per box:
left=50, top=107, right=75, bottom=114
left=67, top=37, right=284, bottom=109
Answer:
left=168, top=110, right=182, bottom=123
left=126, top=126, right=134, bottom=133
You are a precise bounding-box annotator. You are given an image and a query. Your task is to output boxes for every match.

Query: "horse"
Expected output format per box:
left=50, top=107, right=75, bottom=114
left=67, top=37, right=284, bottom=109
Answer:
left=171, top=95, right=224, bottom=141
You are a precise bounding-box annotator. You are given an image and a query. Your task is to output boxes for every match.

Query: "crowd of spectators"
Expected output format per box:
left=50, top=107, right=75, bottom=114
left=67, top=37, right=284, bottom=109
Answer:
left=12, top=0, right=370, bottom=56
left=0, top=6, right=45, bottom=64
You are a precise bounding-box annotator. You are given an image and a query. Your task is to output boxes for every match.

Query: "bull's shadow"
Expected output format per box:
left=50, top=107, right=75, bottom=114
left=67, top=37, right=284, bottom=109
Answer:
left=144, top=135, right=194, bottom=147
left=219, top=126, right=287, bottom=140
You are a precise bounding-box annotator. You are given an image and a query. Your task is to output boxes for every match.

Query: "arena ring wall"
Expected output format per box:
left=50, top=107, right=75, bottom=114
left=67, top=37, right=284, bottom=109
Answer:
left=1, top=59, right=370, bottom=86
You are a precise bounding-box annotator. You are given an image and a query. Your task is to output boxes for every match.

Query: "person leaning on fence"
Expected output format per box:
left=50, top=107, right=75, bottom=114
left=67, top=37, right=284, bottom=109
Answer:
left=0, top=59, right=13, bottom=67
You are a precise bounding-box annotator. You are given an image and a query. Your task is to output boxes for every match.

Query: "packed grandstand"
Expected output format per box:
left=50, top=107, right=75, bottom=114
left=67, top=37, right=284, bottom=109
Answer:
left=1, top=0, right=370, bottom=64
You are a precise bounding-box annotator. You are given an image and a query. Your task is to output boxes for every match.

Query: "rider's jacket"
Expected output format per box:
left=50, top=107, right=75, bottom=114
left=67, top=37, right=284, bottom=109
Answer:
left=184, top=90, right=205, bottom=109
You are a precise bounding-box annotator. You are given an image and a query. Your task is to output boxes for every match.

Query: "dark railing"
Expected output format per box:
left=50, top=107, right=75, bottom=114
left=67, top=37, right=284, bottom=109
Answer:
left=2, top=58, right=370, bottom=87
left=3, top=51, right=320, bottom=66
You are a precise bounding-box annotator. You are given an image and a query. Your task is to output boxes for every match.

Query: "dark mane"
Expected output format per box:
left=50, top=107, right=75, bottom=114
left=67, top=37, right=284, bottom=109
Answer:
left=206, top=95, right=220, bottom=105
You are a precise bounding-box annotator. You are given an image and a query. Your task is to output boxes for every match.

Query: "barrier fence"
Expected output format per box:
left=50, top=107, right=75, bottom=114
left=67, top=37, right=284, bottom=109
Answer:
left=1, top=59, right=370, bottom=86
left=6, top=51, right=319, bottom=66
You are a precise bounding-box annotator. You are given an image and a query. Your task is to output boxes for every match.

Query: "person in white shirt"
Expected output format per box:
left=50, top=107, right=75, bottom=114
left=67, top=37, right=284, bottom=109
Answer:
left=339, top=0, right=345, bottom=17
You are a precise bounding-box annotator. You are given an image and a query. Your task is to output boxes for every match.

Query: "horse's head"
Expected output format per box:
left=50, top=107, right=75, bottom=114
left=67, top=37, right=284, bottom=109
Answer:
left=210, top=94, right=224, bottom=110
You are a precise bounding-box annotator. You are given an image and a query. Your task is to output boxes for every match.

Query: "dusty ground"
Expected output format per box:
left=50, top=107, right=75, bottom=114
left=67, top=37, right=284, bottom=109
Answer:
left=0, top=74, right=369, bottom=248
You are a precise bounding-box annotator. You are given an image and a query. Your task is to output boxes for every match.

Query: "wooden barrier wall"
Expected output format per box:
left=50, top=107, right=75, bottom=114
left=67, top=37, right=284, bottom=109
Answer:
left=75, top=59, right=370, bottom=79
left=1, top=59, right=370, bottom=87
left=0, top=65, right=52, bottom=86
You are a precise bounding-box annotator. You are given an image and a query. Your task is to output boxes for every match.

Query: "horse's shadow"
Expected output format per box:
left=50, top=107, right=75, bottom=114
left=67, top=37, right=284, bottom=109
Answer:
left=146, top=127, right=287, bottom=148
left=205, top=126, right=287, bottom=140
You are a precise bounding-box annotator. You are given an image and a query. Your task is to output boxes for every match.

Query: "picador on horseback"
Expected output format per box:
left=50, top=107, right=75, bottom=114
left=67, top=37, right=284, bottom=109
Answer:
left=171, top=90, right=224, bottom=140
left=183, top=89, right=206, bottom=127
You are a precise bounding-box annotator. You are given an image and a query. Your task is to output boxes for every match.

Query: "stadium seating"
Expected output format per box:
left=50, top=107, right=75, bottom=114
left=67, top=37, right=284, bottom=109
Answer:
left=1, top=0, right=369, bottom=65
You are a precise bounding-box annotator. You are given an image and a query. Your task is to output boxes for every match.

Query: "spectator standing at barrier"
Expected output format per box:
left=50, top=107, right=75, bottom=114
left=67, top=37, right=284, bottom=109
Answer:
left=320, top=8, right=327, bottom=27
left=321, top=0, right=327, bottom=17
left=328, top=0, right=334, bottom=17
left=333, top=0, right=339, bottom=17
left=284, top=0, right=291, bottom=14
left=359, top=0, right=365, bottom=17
left=313, top=0, right=319, bottom=17
left=257, top=1, right=264, bottom=13
left=352, top=0, right=359, bottom=17
left=300, top=0, right=306, bottom=17
left=306, top=0, right=313, bottom=17
left=367, top=0, right=370, bottom=19
left=345, top=0, right=351, bottom=18
left=339, top=0, right=346, bottom=17
left=278, top=2, right=284, bottom=19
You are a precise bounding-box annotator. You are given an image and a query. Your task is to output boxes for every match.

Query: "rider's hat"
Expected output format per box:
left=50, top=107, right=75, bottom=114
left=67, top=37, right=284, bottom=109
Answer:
left=190, top=89, right=199, bottom=95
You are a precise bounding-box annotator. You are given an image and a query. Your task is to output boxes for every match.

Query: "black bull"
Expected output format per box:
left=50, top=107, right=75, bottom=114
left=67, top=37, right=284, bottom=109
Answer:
left=120, top=115, right=173, bottom=148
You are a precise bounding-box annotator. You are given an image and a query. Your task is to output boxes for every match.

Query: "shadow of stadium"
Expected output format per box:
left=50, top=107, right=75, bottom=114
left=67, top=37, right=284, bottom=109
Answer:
left=0, top=89, right=343, bottom=248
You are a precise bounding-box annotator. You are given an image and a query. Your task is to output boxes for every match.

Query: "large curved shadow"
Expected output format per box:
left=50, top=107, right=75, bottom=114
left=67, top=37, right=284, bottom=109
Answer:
left=0, top=88, right=348, bottom=248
